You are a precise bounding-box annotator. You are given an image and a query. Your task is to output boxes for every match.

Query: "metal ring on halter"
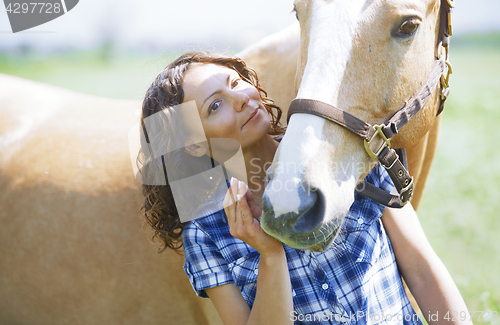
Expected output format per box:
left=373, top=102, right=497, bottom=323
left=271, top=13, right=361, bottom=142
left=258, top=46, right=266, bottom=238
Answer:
left=437, top=41, right=444, bottom=60
left=447, top=0, right=455, bottom=8
left=440, top=60, right=453, bottom=100
left=437, top=41, right=450, bottom=61
left=443, top=61, right=453, bottom=85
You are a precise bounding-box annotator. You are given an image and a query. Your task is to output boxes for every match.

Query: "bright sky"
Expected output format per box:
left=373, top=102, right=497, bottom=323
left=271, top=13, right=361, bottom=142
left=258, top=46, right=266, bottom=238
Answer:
left=0, top=0, right=499, bottom=52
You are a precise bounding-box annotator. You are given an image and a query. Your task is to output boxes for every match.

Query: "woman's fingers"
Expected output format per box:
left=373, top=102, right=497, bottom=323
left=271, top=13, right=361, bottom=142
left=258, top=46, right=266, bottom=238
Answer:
left=230, top=177, right=240, bottom=204
left=225, top=177, right=257, bottom=235
left=234, top=180, right=245, bottom=227
left=236, top=179, right=248, bottom=199
left=237, top=180, right=255, bottom=226
left=245, top=189, right=263, bottom=221
left=223, top=178, right=284, bottom=254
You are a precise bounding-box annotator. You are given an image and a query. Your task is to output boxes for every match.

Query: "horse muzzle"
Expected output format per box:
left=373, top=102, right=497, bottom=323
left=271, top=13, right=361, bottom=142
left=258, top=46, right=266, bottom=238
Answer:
left=260, top=181, right=342, bottom=252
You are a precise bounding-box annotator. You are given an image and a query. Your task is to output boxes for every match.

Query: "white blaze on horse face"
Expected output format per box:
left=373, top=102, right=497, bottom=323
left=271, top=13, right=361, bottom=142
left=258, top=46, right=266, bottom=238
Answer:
left=297, top=0, right=367, bottom=105
left=267, top=114, right=325, bottom=217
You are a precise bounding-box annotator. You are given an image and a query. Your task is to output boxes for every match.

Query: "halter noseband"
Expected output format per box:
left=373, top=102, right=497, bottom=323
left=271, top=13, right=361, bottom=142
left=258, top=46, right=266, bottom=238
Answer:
left=286, top=0, right=454, bottom=208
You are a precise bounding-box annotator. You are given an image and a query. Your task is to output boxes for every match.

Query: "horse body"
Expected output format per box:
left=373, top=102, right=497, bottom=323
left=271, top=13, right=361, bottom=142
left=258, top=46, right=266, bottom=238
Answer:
left=0, top=75, right=221, bottom=324
left=260, top=0, right=445, bottom=250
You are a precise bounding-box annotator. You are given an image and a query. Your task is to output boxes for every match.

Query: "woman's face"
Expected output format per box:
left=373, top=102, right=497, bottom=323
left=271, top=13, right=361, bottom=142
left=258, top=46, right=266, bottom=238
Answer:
left=182, top=63, right=271, bottom=149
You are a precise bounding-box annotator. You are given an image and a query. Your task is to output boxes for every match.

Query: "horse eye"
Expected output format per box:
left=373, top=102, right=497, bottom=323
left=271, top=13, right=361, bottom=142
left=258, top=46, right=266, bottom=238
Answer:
left=292, top=6, right=299, bottom=21
left=396, top=18, right=420, bottom=37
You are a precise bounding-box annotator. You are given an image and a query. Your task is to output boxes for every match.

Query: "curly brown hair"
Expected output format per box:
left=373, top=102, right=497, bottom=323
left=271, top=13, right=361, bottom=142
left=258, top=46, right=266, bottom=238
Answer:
left=139, top=51, right=284, bottom=254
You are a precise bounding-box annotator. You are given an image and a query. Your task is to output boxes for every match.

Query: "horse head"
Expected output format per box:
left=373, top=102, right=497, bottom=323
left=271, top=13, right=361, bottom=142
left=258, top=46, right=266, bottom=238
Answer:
left=261, top=0, right=451, bottom=251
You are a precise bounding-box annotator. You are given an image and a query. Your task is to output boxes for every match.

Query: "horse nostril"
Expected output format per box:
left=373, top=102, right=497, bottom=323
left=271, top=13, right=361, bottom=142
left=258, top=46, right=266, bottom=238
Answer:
left=292, top=188, right=325, bottom=234
left=261, top=182, right=326, bottom=242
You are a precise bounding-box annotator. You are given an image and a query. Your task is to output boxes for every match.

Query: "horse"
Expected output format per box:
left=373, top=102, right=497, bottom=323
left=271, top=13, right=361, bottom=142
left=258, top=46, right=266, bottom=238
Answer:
left=260, top=0, right=452, bottom=252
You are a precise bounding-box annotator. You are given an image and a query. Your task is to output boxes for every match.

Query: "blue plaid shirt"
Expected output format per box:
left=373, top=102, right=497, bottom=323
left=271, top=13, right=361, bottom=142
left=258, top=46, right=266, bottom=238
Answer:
left=183, top=165, right=423, bottom=324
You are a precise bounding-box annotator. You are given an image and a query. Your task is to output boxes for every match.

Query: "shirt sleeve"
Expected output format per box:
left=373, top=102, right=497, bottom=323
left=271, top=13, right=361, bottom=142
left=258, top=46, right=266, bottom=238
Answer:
left=182, top=220, right=234, bottom=298
left=376, top=163, right=396, bottom=193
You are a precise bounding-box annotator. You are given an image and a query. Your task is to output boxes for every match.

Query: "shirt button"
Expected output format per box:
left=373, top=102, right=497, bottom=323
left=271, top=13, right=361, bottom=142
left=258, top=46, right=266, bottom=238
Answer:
left=292, top=290, right=297, bottom=297
left=322, top=283, right=329, bottom=290
left=254, top=269, right=259, bottom=275
left=357, top=218, right=364, bottom=224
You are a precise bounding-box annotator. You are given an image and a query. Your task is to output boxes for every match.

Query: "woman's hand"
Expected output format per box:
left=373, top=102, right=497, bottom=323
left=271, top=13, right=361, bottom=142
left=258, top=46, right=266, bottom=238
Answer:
left=211, top=180, right=293, bottom=325
left=223, top=177, right=283, bottom=257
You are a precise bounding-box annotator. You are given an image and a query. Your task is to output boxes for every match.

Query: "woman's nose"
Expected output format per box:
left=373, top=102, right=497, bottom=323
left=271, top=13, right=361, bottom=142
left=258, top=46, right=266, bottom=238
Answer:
left=231, top=90, right=250, bottom=112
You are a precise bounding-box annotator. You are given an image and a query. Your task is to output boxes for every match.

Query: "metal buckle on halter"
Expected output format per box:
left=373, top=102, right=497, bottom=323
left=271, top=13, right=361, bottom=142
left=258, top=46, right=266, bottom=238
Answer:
left=364, top=125, right=391, bottom=160
left=399, top=177, right=414, bottom=206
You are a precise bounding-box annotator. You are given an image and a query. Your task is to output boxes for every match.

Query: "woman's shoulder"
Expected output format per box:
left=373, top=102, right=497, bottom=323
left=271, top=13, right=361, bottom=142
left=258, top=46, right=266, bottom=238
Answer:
left=183, top=209, right=228, bottom=243
left=182, top=209, right=228, bottom=267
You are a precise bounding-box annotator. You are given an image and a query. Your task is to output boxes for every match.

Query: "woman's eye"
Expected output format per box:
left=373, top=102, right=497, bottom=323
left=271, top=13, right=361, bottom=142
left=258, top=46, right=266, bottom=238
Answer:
left=209, top=101, right=221, bottom=113
left=231, top=79, right=240, bottom=88
left=396, top=18, right=420, bottom=37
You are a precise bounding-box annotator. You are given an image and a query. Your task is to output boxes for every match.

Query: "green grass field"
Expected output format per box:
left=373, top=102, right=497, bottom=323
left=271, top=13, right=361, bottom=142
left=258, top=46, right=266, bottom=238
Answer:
left=1, top=32, right=499, bottom=323
left=418, top=36, right=500, bottom=323
left=0, top=48, right=186, bottom=101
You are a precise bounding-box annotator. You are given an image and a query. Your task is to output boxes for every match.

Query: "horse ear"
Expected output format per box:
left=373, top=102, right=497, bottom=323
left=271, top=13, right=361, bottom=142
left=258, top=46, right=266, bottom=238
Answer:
left=184, top=140, right=208, bottom=157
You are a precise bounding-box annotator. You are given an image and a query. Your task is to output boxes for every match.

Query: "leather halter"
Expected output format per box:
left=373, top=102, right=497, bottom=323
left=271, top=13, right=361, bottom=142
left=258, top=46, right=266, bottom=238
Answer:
left=286, top=0, right=454, bottom=208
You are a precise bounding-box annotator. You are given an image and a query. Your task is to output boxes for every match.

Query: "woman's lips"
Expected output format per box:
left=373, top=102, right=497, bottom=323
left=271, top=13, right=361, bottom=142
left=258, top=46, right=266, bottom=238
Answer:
left=242, top=108, right=260, bottom=128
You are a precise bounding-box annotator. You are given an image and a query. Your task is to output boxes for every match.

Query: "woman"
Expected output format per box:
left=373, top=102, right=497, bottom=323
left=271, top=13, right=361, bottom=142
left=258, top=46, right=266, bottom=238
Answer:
left=139, top=51, right=471, bottom=325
